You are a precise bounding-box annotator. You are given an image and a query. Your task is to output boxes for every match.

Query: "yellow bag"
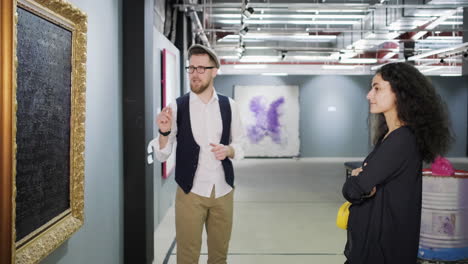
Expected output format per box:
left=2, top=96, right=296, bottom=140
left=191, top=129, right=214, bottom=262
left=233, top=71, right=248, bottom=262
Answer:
left=336, top=201, right=351, bottom=230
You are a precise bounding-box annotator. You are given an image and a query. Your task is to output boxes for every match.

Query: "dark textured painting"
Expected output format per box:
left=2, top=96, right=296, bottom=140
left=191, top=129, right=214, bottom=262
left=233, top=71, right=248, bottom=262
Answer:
left=15, top=7, right=72, bottom=243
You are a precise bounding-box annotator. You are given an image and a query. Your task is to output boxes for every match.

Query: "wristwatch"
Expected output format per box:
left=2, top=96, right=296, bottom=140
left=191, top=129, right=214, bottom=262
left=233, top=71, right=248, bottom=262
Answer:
left=159, top=129, right=171, bottom=136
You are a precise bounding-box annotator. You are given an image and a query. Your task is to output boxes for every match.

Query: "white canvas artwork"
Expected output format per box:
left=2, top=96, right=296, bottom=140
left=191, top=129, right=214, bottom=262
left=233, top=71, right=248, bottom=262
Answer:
left=162, top=49, right=179, bottom=178
left=235, top=85, right=300, bottom=157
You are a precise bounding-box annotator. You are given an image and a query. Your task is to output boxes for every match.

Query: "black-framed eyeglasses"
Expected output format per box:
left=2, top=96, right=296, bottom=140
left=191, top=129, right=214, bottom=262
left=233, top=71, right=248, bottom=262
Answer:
left=185, top=66, right=215, bottom=74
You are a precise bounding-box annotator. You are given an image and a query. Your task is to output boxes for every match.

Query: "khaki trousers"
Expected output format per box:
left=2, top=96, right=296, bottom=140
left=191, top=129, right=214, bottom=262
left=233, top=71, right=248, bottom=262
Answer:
left=175, top=186, right=234, bottom=264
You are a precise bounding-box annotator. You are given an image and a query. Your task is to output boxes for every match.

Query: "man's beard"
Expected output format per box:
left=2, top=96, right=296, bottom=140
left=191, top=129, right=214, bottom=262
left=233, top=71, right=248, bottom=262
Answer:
left=190, top=78, right=212, bottom=94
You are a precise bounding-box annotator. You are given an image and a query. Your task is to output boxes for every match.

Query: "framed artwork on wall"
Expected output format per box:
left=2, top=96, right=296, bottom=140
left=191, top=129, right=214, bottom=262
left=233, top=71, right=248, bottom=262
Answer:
left=0, top=0, right=87, bottom=263
left=235, top=85, right=300, bottom=157
left=161, top=48, right=179, bottom=179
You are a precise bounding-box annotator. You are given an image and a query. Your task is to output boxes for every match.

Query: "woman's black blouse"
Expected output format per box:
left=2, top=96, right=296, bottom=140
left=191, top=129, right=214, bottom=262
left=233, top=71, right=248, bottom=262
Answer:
left=342, top=126, right=422, bottom=264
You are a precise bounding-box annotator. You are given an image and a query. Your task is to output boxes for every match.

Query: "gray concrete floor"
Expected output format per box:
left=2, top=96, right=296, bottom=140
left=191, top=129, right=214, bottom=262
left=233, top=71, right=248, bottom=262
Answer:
left=154, top=158, right=468, bottom=264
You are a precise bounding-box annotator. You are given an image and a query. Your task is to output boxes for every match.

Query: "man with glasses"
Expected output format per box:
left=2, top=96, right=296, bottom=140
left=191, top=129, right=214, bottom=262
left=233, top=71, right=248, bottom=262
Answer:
left=152, top=44, right=245, bottom=264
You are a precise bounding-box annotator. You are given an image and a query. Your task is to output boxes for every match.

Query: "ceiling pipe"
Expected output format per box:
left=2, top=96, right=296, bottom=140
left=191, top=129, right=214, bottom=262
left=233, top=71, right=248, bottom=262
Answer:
left=408, top=42, right=468, bottom=60
left=184, top=0, right=211, bottom=47
left=174, top=3, right=468, bottom=9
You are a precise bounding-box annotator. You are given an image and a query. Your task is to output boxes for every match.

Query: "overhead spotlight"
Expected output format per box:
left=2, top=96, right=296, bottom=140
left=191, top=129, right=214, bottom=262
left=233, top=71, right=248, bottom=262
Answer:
left=281, top=51, right=287, bottom=60
left=236, top=51, right=242, bottom=59
left=236, top=44, right=245, bottom=58
left=237, top=48, right=245, bottom=59
left=239, top=24, right=249, bottom=36
left=242, top=6, right=255, bottom=18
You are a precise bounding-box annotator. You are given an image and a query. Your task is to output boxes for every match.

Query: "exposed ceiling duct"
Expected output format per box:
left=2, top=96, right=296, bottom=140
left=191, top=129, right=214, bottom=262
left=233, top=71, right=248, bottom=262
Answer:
left=181, top=0, right=211, bottom=47
left=176, top=0, right=467, bottom=75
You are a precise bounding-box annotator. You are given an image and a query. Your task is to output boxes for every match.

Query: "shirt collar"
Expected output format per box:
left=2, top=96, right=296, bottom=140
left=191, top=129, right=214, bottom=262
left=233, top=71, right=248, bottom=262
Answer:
left=189, top=88, right=218, bottom=104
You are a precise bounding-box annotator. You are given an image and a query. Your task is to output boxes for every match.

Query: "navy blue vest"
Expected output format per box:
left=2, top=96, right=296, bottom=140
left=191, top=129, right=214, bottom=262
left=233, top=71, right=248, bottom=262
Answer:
left=175, top=93, right=235, bottom=194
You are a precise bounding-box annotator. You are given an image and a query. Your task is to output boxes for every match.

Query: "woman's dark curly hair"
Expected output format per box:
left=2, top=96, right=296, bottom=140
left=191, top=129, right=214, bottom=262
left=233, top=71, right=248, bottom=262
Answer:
left=371, top=62, right=453, bottom=163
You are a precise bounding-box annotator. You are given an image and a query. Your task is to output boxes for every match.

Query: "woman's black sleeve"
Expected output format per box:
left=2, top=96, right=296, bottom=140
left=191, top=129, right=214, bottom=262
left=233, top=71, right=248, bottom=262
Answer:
left=342, top=131, right=410, bottom=203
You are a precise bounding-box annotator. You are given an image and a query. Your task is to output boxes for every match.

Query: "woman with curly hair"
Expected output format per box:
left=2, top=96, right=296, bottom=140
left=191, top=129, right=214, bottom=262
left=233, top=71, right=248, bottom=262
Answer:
left=342, top=62, right=453, bottom=264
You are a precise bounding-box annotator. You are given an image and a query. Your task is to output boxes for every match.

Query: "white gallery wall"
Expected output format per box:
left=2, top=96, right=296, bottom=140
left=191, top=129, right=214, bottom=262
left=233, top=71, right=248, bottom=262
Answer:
left=216, top=75, right=468, bottom=158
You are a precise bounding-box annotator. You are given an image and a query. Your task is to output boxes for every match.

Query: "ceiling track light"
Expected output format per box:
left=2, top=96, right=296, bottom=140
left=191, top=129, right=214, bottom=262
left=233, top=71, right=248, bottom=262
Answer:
left=239, top=23, right=249, bottom=36
left=242, top=6, right=255, bottom=18
left=236, top=42, right=246, bottom=59
left=237, top=49, right=245, bottom=59
left=281, top=50, right=287, bottom=60
left=241, top=0, right=255, bottom=19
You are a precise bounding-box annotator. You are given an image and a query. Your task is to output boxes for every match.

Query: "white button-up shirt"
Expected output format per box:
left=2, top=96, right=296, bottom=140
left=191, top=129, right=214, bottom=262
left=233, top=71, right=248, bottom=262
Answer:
left=152, top=90, right=245, bottom=198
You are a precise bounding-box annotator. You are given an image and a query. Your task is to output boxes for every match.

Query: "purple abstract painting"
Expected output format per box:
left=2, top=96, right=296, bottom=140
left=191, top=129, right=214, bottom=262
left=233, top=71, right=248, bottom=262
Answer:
left=247, top=96, right=285, bottom=144
left=235, top=85, right=299, bottom=157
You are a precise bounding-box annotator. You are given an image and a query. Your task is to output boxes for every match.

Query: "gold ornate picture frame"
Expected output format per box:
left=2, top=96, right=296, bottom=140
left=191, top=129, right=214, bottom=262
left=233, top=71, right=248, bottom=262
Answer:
left=0, top=0, right=87, bottom=263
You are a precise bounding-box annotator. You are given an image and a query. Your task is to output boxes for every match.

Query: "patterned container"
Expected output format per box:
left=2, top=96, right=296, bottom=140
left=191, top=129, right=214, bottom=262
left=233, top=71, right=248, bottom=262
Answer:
left=418, top=170, right=468, bottom=261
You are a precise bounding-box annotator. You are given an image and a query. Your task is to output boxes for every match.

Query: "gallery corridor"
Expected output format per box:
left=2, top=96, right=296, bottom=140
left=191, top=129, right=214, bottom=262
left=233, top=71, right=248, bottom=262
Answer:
left=155, top=158, right=358, bottom=264
left=154, top=158, right=468, bottom=264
